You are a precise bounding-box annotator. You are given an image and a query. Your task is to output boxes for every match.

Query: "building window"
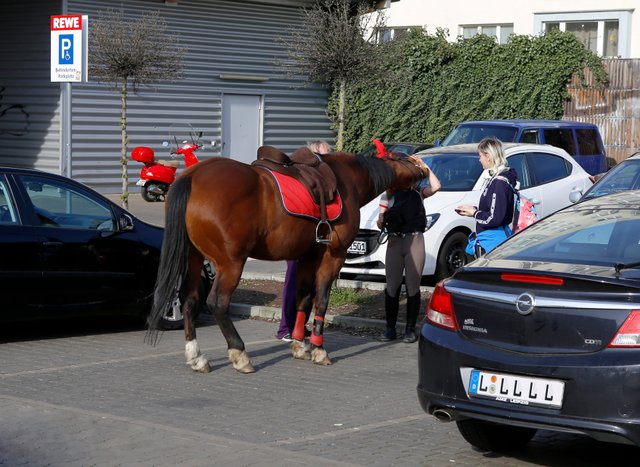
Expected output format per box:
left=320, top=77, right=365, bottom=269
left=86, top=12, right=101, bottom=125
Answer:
left=565, top=21, right=599, bottom=54
left=460, top=24, right=513, bottom=44
left=535, top=10, right=631, bottom=58
left=375, top=27, right=411, bottom=43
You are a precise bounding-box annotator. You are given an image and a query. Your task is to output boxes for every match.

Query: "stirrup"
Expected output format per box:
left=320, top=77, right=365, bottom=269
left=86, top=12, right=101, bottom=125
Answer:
left=315, top=219, right=332, bottom=244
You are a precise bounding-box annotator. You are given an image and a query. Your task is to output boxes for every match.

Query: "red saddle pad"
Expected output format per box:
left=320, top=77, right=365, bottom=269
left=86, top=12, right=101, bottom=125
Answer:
left=269, top=171, right=342, bottom=221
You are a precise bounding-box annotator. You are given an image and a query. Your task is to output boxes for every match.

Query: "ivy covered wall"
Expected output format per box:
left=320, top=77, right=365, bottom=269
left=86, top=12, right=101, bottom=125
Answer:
left=330, top=29, right=608, bottom=152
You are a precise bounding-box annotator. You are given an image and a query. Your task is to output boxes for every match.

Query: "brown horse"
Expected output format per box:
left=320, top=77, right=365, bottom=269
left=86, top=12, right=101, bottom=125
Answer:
left=146, top=148, right=425, bottom=373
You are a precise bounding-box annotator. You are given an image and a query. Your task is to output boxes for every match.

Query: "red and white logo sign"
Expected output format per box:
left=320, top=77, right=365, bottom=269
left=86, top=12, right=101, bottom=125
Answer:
left=51, top=15, right=82, bottom=31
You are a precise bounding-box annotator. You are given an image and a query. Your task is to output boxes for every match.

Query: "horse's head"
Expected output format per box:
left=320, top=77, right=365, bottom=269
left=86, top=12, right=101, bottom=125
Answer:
left=382, top=154, right=427, bottom=192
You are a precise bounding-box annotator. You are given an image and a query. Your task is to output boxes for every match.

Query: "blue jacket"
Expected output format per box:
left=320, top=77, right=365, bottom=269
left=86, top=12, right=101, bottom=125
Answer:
left=474, top=168, right=517, bottom=234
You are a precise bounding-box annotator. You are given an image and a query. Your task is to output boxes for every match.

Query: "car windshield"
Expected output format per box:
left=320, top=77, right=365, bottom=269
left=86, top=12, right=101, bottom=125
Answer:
left=419, top=152, right=483, bottom=191
left=582, top=159, right=640, bottom=200
left=443, top=125, right=519, bottom=145
left=488, top=205, right=640, bottom=268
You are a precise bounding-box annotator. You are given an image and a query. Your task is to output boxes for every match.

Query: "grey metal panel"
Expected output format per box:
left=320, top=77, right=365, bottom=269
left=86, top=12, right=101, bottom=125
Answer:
left=68, top=0, right=333, bottom=193
left=0, top=0, right=63, bottom=173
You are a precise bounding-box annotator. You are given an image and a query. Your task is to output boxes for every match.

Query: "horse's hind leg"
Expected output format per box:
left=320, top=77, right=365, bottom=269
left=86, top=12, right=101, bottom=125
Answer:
left=213, top=262, right=255, bottom=374
left=183, top=251, right=211, bottom=373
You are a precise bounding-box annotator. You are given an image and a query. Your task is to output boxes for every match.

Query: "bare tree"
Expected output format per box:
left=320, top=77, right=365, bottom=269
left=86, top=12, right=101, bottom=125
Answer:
left=89, top=9, right=185, bottom=209
left=278, top=0, right=387, bottom=150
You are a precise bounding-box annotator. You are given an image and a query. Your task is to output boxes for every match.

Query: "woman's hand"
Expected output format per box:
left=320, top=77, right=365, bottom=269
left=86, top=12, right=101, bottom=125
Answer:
left=455, top=204, right=477, bottom=217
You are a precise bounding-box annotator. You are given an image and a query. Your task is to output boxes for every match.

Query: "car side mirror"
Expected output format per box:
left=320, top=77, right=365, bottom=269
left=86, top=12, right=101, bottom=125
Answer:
left=569, top=190, right=583, bottom=204
left=119, top=213, right=134, bottom=231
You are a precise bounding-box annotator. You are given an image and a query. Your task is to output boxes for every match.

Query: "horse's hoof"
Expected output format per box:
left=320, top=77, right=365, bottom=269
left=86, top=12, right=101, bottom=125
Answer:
left=228, top=348, right=255, bottom=374
left=291, top=340, right=311, bottom=360
left=311, top=347, right=332, bottom=366
left=193, top=362, right=212, bottom=373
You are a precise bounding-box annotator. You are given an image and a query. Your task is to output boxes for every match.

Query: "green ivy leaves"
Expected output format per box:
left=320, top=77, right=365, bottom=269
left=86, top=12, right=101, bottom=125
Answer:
left=330, top=28, right=607, bottom=152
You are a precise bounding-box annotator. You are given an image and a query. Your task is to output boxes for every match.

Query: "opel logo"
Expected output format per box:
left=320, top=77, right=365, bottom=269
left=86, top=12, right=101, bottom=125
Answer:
left=515, top=292, right=535, bottom=315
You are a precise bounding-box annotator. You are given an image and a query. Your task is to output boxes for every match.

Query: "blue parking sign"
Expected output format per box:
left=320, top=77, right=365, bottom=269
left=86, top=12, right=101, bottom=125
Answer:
left=59, top=34, right=74, bottom=64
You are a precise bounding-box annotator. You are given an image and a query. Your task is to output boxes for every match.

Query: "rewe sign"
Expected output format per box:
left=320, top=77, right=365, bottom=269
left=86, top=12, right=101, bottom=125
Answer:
left=50, top=14, right=88, bottom=82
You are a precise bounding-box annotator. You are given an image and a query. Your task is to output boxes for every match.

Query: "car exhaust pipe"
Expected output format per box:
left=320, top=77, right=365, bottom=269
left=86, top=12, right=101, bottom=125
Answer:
left=432, top=409, right=452, bottom=422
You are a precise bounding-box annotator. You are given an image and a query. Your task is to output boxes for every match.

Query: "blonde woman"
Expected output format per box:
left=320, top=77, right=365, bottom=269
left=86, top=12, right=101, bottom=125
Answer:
left=456, top=137, right=518, bottom=258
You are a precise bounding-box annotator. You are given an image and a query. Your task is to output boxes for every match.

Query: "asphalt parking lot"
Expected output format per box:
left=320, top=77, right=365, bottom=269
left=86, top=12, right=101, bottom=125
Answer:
left=2, top=316, right=638, bottom=466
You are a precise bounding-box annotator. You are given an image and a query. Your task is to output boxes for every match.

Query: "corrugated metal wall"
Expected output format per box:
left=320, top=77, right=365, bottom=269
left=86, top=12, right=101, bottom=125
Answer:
left=0, top=0, right=63, bottom=173
left=68, top=0, right=334, bottom=193
left=0, top=0, right=333, bottom=193
left=565, top=59, right=640, bottom=167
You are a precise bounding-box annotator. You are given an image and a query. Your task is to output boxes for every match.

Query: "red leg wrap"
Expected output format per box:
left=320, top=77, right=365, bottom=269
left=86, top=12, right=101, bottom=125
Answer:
left=292, top=310, right=307, bottom=341
left=309, top=316, right=324, bottom=347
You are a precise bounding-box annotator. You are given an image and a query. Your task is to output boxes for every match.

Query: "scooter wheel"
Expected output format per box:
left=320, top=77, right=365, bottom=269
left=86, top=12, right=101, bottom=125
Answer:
left=141, top=183, right=159, bottom=202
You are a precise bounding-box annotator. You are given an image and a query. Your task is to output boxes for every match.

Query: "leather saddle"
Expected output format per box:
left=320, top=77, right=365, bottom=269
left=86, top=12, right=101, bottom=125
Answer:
left=252, top=145, right=338, bottom=243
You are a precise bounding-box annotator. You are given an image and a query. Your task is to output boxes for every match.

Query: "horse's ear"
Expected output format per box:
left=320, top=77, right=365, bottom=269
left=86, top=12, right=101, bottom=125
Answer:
left=257, top=145, right=287, bottom=161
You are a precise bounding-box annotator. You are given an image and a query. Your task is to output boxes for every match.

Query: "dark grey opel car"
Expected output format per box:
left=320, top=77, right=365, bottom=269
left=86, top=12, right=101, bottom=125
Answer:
left=418, top=190, right=640, bottom=450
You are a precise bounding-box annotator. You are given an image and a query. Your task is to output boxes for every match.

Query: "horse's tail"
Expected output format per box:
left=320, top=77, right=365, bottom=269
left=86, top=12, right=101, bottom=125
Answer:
left=145, top=174, right=192, bottom=345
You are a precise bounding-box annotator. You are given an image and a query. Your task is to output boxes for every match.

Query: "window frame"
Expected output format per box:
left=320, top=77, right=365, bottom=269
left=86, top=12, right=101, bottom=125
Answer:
left=534, top=10, right=632, bottom=58
left=459, top=23, right=514, bottom=44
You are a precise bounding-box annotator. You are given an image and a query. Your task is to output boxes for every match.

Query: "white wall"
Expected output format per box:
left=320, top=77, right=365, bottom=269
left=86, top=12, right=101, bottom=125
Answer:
left=384, top=0, right=638, bottom=58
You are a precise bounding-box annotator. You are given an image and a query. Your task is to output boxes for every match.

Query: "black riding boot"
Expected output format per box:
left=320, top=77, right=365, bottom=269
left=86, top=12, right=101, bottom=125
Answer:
left=403, top=292, right=421, bottom=343
left=381, top=288, right=400, bottom=341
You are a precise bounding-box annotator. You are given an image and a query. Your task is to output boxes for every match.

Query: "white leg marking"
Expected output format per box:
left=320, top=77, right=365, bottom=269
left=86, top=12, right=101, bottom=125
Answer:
left=185, top=339, right=210, bottom=373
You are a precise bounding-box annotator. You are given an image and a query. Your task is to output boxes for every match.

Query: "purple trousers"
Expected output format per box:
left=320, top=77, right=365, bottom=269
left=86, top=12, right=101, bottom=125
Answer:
left=276, top=260, right=313, bottom=338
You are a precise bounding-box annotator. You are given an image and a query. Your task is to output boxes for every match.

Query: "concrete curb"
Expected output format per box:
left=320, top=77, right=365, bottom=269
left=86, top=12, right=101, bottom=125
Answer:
left=229, top=303, right=392, bottom=330
left=231, top=273, right=434, bottom=331
left=228, top=302, right=391, bottom=331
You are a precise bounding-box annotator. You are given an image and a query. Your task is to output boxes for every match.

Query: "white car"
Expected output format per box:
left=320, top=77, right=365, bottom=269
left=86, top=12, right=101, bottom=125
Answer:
left=342, top=143, right=593, bottom=281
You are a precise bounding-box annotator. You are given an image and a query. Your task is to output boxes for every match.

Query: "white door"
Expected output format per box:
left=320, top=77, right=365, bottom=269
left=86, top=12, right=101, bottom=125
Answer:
left=222, top=94, right=262, bottom=164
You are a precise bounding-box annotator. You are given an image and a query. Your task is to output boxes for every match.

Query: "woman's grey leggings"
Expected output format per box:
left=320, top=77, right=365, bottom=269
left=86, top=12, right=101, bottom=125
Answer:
left=384, top=233, right=425, bottom=297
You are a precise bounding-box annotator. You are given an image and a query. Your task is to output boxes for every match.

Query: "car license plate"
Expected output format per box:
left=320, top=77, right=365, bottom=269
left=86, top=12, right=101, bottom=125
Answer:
left=347, top=240, right=367, bottom=255
left=136, top=179, right=146, bottom=186
left=468, top=369, right=564, bottom=409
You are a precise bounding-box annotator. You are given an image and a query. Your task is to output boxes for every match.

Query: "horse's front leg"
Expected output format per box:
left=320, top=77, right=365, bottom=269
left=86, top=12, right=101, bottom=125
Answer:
left=309, top=286, right=332, bottom=365
left=290, top=283, right=312, bottom=361
left=308, top=256, right=345, bottom=366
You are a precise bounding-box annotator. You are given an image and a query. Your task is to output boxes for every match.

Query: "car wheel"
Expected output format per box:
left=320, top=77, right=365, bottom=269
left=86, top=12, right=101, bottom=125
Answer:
left=160, top=275, right=210, bottom=330
left=435, top=231, right=469, bottom=281
left=456, top=419, right=536, bottom=452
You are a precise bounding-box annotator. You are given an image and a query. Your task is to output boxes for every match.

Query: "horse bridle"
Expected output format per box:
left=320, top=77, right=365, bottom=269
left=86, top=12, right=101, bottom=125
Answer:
left=385, top=154, right=426, bottom=184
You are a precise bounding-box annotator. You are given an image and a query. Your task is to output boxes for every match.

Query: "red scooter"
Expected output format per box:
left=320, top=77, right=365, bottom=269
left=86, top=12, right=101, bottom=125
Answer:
left=132, top=127, right=208, bottom=202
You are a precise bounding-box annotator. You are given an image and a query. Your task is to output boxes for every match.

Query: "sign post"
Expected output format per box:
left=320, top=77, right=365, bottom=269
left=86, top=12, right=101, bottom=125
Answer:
left=51, top=14, right=88, bottom=177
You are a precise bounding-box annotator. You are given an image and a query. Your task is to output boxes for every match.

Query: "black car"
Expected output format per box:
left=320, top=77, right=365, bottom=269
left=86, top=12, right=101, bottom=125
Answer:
left=418, top=190, right=640, bottom=450
left=574, top=151, right=640, bottom=202
left=0, top=166, right=210, bottom=328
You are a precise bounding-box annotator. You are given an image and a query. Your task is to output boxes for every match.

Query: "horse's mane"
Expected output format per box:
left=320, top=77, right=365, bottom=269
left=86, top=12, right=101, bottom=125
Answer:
left=354, top=154, right=395, bottom=194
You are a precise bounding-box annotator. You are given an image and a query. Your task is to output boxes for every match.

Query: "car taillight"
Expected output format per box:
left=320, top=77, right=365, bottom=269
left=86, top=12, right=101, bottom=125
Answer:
left=426, top=281, right=458, bottom=330
left=609, top=310, right=640, bottom=347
